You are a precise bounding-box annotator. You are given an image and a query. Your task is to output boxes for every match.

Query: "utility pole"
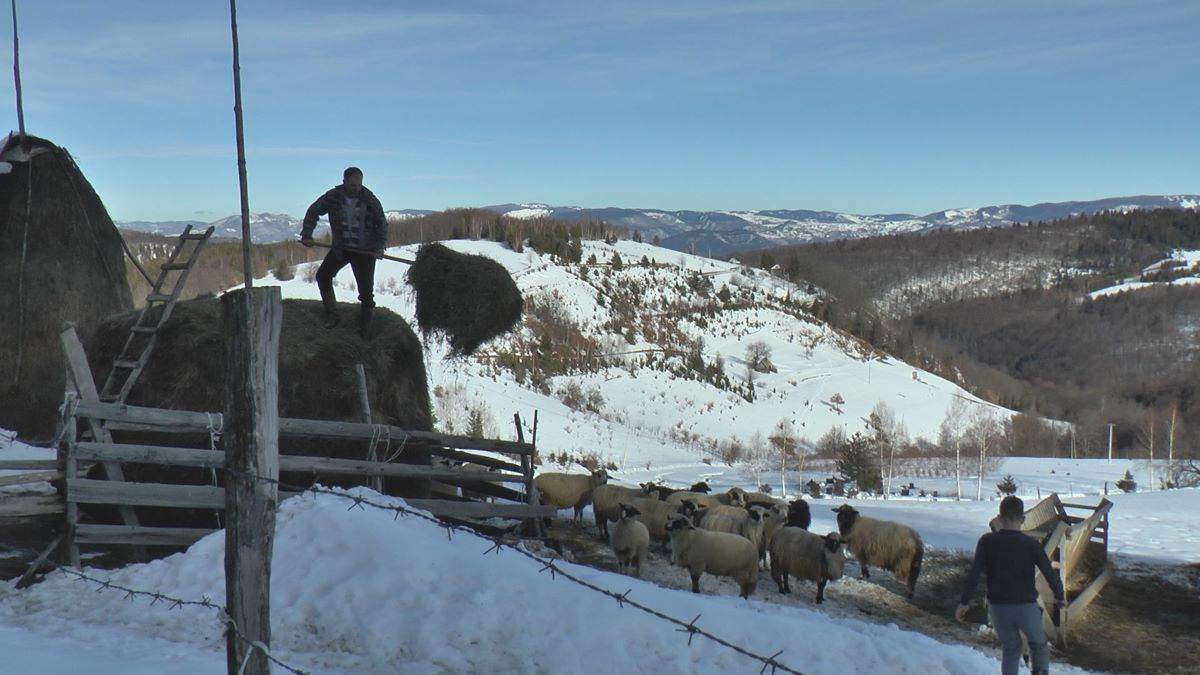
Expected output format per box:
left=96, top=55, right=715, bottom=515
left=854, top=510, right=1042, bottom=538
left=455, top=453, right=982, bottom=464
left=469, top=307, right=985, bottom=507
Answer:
left=1107, top=423, right=1115, bottom=463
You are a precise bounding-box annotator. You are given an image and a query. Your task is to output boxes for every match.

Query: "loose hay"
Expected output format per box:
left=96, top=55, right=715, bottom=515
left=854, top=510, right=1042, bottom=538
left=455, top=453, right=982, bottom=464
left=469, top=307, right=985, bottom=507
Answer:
left=407, top=243, right=523, bottom=356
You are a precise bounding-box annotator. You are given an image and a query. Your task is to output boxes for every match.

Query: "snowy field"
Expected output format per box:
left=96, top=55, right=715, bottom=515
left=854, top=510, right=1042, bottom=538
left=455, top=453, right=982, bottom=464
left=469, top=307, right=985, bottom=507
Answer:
left=0, top=239, right=1195, bottom=673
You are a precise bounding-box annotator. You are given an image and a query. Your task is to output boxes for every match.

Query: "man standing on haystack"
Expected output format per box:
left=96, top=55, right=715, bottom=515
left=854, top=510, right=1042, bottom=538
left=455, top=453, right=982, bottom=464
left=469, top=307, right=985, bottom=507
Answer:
left=299, top=166, right=388, bottom=335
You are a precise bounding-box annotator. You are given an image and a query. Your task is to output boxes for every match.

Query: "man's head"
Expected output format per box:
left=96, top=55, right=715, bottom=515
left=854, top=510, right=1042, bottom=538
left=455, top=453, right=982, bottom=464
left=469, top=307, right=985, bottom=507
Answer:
left=342, top=166, right=364, bottom=195
left=997, top=495, right=1025, bottom=528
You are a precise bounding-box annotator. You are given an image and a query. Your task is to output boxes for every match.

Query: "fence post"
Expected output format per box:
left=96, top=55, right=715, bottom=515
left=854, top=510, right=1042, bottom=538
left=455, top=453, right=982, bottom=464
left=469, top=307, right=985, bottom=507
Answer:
left=223, top=287, right=282, bottom=675
left=515, top=412, right=542, bottom=537
left=354, top=363, right=382, bottom=493
left=58, top=393, right=80, bottom=568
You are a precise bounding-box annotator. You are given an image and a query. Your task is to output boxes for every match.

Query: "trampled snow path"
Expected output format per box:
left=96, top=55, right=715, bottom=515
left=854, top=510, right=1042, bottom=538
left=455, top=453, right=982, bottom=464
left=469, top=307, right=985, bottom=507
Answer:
left=0, top=490, right=1093, bottom=674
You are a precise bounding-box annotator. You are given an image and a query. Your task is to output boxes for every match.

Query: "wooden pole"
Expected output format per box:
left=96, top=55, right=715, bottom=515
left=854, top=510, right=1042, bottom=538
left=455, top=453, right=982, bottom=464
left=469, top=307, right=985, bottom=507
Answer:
left=229, top=0, right=253, bottom=293
left=10, top=0, right=24, bottom=141
left=515, top=412, right=542, bottom=537
left=1107, top=423, right=1114, bottom=463
left=354, top=363, right=382, bottom=492
left=223, top=287, right=281, bottom=675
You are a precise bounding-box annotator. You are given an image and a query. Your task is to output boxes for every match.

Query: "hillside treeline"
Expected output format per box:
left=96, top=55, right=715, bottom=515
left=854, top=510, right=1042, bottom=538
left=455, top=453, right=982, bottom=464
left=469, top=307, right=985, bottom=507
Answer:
left=122, top=209, right=624, bottom=304
left=758, top=209, right=1200, bottom=459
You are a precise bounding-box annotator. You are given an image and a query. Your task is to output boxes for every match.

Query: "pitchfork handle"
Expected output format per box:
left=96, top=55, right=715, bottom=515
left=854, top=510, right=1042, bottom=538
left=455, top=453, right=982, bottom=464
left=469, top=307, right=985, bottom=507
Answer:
left=301, top=239, right=415, bottom=265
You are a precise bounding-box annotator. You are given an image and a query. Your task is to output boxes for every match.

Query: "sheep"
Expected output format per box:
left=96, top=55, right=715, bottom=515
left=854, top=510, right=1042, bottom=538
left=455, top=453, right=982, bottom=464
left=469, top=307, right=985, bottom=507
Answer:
left=591, top=483, right=651, bottom=536
left=640, top=480, right=712, bottom=501
left=534, top=469, right=608, bottom=525
left=666, top=490, right=723, bottom=511
left=695, top=504, right=769, bottom=568
left=833, top=504, right=924, bottom=599
left=666, top=514, right=759, bottom=598
left=757, top=502, right=788, bottom=569
left=785, top=498, right=811, bottom=530
left=627, top=496, right=682, bottom=541
left=610, top=503, right=650, bottom=577
left=769, top=529, right=847, bottom=603
left=718, top=486, right=749, bottom=506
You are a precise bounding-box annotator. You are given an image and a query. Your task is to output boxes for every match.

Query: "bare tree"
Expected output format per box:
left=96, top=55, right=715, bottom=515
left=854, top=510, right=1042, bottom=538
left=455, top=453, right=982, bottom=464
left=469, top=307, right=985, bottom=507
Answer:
left=769, top=419, right=800, bottom=497
left=965, top=409, right=1003, bottom=500
left=867, top=401, right=907, bottom=498
left=938, top=397, right=969, bottom=500
left=741, top=431, right=773, bottom=489
left=745, top=341, right=776, bottom=373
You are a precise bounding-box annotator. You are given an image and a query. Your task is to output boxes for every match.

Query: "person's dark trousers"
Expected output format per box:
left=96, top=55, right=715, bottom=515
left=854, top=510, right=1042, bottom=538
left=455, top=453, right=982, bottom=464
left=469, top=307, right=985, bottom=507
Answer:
left=314, top=248, right=377, bottom=325
left=989, top=602, right=1049, bottom=675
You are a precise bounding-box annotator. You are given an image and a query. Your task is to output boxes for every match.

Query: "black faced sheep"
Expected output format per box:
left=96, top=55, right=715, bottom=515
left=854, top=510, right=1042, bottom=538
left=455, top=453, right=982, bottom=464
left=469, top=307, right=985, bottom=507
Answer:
left=769, top=529, right=847, bottom=603
left=833, top=504, right=924, bottom=599
left=591, top=483, right=651, bottom=537
left=610, top=503, right=650, bottom=577
left=666, top=515, right=758, bottom=598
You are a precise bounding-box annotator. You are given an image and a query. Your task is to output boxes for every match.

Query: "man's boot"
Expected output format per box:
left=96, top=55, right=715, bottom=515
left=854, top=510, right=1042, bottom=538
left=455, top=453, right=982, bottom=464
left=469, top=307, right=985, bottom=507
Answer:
left=320, top=288, right=339, bottom=328
left=359, top=303, right=374, bottom=338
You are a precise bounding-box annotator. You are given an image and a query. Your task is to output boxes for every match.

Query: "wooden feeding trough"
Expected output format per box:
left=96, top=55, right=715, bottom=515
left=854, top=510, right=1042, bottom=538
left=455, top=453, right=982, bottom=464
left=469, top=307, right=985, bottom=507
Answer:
left=1019, top=493, right=1114, bottom=646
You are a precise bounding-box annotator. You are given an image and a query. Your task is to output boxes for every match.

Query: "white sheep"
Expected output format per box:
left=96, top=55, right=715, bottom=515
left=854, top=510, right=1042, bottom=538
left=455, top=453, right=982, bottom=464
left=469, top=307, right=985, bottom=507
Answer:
left=697, top=505, right=767, bottom=559
left=666, top=514, right=759, bottom=598
left=756, top=503, right=788, bottom=569
left=769, top=528, right=847, bottom=603
left=718, top=486, right=749, bottom=506
left=591, top=483, right=650, bottom=536
left=627, top=496, right=682, bottom=541
left=833, top=504, right=924, bottom=599
left=610, top=503, right=650, bottom=577
left=666, top=490, right=723, bottom=511
left=533, top=469, right=608, bottom=525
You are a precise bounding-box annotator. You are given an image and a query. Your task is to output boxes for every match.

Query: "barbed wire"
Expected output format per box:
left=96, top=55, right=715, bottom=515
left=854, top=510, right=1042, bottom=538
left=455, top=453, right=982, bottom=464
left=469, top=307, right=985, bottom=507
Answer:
left=224, top=468, right=802, bottom=675
left=52, top=565, right=308, bottom=675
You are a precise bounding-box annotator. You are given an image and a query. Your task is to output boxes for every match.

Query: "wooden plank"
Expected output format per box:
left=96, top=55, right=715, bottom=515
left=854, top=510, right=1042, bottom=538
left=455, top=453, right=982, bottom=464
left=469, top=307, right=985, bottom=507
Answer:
left=16, top=534, right=63, bottom=589
left=1066, top=565, right=1112, bottom=622
left=428, top=447, right=523, bottom=473
left=75, top=523, right=215, bottom=547
left=405, top=499, right=558, bottom=519
left=73, top=401, right=537, bottom=455
left=68, top=478, right=226, bottom=509
left=1060, top=502, right=1101, bottom=510
left=0, top=470, right=62, bottom=487
left=0, top=493, right=65, bottom=518
left=222, top=286, right=281, bottom=675
left=72, top=442, right=523, bottom=483
left=60, top=324, right=147, bottom=562
left=0, top=460, right=59, bottom=471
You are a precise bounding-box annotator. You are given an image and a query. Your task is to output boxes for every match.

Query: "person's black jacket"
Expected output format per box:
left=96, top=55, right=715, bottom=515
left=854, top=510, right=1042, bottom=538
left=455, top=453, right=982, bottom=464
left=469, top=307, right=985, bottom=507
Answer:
left=301, top=185, right=387, bottom=252
left=960, top=529, right=1065, bottom=605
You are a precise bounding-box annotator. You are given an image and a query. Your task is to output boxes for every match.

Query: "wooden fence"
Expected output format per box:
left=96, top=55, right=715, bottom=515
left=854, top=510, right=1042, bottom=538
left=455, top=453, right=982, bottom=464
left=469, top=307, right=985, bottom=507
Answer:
left=53, top=399, right=554, bottom=556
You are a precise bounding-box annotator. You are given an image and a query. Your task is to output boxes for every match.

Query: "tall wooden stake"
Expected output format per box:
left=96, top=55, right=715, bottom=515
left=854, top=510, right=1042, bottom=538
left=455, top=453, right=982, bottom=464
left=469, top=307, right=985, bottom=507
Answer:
left=10, top=0, right=24, bottom=141
left=229, top=0, right=253, bottom=293
left=355, top=363, right=382, bottom=492
left=223, top=287, right=281, bottom=675
left=1107, top=423, right=1115, bottom=463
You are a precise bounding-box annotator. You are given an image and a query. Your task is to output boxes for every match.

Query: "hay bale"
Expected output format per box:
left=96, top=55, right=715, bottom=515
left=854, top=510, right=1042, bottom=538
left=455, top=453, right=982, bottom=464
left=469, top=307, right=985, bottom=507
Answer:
left=0, top=134, right=133, bottom=438
left=407, top=243, right=523, bottom=356
left=82, top=297, right=434, bottom=528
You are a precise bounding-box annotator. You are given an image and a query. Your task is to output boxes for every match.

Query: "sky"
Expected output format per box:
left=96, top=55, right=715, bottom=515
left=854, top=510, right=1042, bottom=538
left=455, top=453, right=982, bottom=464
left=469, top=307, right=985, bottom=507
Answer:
left=3, top=0, right=1198, bottom=221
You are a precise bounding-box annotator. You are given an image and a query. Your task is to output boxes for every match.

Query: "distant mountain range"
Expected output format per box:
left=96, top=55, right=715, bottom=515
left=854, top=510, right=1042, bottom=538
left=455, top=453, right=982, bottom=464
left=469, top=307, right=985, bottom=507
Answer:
left=115, top=210, right=434, bottom=243
left=117, top=195, right=1199, bottom=254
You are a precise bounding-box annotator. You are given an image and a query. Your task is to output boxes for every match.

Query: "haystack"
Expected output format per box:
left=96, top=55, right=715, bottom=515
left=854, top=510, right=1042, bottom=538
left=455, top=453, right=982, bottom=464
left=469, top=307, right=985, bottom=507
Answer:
left=0, top=133, right=133, bottom=439
left=407, top=242, right=523, bottom=356
left=83, top=297, right=434, bottom=527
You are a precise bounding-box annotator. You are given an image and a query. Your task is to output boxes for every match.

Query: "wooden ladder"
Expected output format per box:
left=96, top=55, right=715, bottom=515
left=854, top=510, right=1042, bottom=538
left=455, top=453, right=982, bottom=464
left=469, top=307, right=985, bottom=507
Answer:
left=99, top=224, right=215, bottom=404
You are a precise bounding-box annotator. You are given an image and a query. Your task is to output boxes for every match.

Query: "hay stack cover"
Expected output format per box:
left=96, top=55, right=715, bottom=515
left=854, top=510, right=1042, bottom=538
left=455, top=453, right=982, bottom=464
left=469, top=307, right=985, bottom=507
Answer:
left=0, top=133, right=133, bottom=438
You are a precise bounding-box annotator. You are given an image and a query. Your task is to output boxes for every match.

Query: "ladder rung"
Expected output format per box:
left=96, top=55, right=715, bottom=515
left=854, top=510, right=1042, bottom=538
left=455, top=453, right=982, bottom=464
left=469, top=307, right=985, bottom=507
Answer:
left=146, top=293, right=172, bottom=303
left=160, top=262, right=190, bottom=271
left=179, top=232, right=209, bottom=241
left=98, top=394, right=119, bottom=403
left=112, top=360, right=141, bottom=369
left=130, top=326, right=157, bottom=334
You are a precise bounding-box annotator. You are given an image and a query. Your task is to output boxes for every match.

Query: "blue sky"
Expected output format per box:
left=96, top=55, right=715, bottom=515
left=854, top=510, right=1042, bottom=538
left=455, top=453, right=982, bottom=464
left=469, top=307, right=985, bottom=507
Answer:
left=4, top=1, right=1198, bottom=220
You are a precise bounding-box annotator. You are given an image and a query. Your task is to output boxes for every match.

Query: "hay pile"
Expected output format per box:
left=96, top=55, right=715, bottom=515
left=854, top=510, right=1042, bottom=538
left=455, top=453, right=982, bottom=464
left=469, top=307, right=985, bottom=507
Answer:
left=84, top=297, right=435, bottom=528
left=407, top=243, right=523, bottom=356
left=0, top=134, right=133, bottom=438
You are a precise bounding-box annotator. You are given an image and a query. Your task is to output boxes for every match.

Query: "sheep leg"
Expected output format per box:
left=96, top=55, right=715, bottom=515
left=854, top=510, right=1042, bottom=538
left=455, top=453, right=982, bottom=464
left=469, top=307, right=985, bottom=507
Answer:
left=816, top=579, right=826, bottom=604
left=859, top=562, right=870, bottom=580
left=690, top=571, right=702, bottom=593
left=632, top=554, right=642, bottom=578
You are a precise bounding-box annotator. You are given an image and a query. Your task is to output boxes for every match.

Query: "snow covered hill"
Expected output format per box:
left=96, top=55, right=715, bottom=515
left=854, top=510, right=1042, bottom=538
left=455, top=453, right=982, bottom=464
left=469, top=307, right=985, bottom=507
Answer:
left=266, top=239, right=1011, bottom=484
left=1088, top=249, right=1200, bottom=299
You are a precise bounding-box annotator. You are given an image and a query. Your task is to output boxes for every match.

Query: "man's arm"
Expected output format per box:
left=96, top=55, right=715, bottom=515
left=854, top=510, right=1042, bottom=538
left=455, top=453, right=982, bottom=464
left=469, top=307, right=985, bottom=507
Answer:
left=956, top=535, right=988, bottom=621
left=366, top=193, right=387, bottom=253
left=1034, top=542, right=1065, bottom=603
left=301, top=190, right=334, bottom=240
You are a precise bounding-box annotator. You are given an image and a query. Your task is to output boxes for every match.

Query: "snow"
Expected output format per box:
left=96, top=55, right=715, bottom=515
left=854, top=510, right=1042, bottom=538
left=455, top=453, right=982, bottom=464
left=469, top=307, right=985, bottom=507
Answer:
left=504, top=205, right=552, bottom=219
left=0, top=489, right=1093, bottom=674
left=1089, top=249, right=1200, bottom=299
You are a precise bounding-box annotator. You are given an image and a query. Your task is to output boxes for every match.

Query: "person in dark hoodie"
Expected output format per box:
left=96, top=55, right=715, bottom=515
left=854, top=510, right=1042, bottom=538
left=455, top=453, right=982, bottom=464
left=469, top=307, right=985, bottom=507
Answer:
left=299, top=166, right=388, bottom=334
left=957, top=495, right=1065, bottom=675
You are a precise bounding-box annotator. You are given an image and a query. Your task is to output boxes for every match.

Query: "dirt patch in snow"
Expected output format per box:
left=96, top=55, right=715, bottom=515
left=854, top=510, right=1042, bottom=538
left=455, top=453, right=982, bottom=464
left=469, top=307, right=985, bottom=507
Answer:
left=544, top=520, right=1200, bottom=674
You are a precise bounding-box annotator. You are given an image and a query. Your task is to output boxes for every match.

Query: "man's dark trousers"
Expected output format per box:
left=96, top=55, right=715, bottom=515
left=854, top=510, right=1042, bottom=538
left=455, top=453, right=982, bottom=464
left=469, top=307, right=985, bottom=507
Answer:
left=315, top=247, right=376, bottom=312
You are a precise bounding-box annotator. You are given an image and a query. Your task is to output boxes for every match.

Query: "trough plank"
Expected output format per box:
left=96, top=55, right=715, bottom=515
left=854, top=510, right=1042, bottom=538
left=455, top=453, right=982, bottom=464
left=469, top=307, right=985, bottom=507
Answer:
left=0, top=470, right=62, bottom=487
left=68, top=478, right=226, bottom=509
left=0, top=460, right=60, bottom=471
left=75, top=524, right=215, bottom=546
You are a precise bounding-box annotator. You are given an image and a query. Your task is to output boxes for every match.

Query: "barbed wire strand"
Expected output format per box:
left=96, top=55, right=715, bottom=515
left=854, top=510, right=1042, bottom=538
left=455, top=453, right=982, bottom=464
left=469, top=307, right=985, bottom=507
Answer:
left=52, top=566, right=308, bottom=675
left=225, top=468, right=801, bottom=675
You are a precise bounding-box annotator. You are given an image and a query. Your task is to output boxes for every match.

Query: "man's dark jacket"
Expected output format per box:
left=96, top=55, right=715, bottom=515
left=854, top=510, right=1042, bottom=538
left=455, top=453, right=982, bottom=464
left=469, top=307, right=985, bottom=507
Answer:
left=301, top=185, right=388, bottom=252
